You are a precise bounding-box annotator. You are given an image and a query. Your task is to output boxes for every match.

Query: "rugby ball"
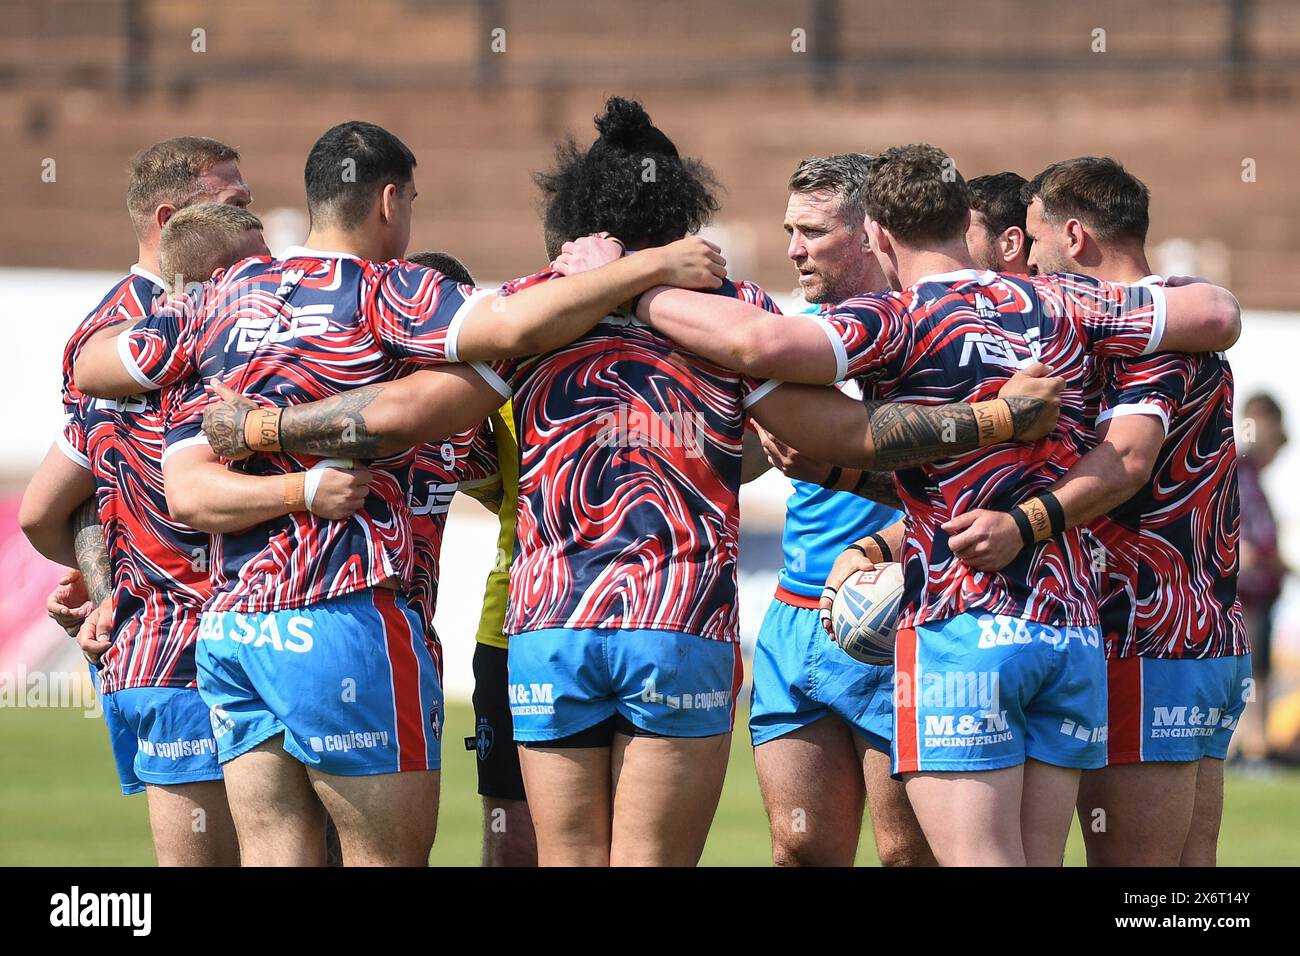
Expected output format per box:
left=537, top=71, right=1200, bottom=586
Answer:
left=830, top=563, right=905, bottom=665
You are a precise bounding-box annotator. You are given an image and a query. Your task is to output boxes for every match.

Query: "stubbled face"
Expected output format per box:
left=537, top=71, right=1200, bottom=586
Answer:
left=381, top=177, right=416, bottom=261
left=965, top=210, right=1001, bottom=272
left=1024, top=198, right=1075, bottom=275
left=784, top=189, right=883, bottom=302
left=191, top=159, right=253, bottom=211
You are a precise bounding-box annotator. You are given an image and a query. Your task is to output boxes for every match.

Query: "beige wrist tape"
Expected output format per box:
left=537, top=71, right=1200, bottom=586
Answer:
left=972, top=399, right=1014, bottom=446
left=1016, top=497, right=1053, bottom=543
left=246, top=408, right=283, bottom=453
left=282, top=472, right=307, bottom=512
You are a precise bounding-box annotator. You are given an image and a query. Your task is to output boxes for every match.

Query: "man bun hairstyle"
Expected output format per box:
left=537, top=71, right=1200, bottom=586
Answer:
left=535, top=96, right=719, bottom=259
left=865, top=144, right=971, bottom=245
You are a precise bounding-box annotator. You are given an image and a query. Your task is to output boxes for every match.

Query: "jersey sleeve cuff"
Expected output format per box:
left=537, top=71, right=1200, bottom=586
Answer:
left=1140, top=284, right=1168, bottom=355
left=445, top=288, right=499, bottom=363
left=470, top=361, right=512, bottom=400
left=1095, top=402, right=1170, bottom=436
left=742, top=378, right=782, bottom=410
left=54, top=429, right=92, bottom=470
left=116, top=331, right=162, bottom=391
left=160, top=433, right=211, bottom=466
left=809, top=315, right=849, bottom=382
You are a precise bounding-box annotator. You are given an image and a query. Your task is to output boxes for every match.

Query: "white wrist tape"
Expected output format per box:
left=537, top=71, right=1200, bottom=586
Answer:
left=304, top=458, right=356, bottom=513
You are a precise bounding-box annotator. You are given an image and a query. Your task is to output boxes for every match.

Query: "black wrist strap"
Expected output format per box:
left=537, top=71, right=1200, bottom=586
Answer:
left=852, top=471, right=873, bottom=495
left=1010, top=507, right=1036, bottom=549
left=846, top=543, right=869, bottom=559
left=1040, top=491, right=1066, bottom=536
left=820, top=466, right=843, bottom=490
left=867, top=532, right=893, bottom=563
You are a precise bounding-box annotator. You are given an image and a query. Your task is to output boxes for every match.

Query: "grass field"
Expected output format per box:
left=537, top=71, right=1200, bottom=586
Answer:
left=3, top=702, right=1299, bottom=866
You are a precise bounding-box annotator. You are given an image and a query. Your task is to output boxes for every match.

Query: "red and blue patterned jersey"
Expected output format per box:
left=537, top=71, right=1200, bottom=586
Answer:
left=406, top=424, right=499, bottom=644
left=62, top=393, right=212, bottom=692
left=491, top=276, right=781, bottom=642
left=116, top=246, right=500, bottom=615
left=58, top=267, right=166, bottom=463
left=57, top=269, right=211, bottom=692
left=815, top=269, right=1165, bottom=629
left=1090, top=281, right=1246, bottom=659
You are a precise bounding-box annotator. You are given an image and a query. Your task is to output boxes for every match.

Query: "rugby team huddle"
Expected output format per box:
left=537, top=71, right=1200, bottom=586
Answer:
left=19, top=95, right=1250, bottom=867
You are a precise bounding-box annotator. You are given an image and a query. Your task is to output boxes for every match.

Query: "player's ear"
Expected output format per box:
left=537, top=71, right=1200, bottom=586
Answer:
left=154, top=203, right=177, bottom=232
left=866, top=219, right=890, bottom=255
left=1064, top=218, right=1087, bottom=258
left=1001, top=226, right=1025, bottom=263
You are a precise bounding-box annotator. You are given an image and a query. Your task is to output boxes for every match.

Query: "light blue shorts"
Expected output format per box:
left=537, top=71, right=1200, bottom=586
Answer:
left=749, top=595, right=894, bottom=752
left=507, top=627, right=742, bottom=741
left=893, top=613, right=1107, bottom=774
left=196, top=589, right=443, bottom=775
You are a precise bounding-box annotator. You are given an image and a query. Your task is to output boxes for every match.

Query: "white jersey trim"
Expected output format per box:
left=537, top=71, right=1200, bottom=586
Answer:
left=117, top=332, right=162, bottom=391
left=1095, top=402, right=1170, bottom=436
left=809, top=315, right=849, bottom=383
left=161, top=433, right=212, bottom=466
left=445, top=288, right=498, bottom=363
left=743, top=378, right=782, bottom=410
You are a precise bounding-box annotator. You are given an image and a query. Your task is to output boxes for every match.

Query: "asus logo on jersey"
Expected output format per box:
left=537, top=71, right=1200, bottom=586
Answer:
left=958, top=326, right=1041, bottom=370
left=410, top=481, right=458, bottom=517
left=230, top=303, right=334, bottom=352
left=92, top=394, right=148, bottom=413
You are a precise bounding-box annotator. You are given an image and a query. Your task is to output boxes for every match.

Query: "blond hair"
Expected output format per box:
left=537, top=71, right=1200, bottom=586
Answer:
left=160, top=203, right=263, bottom=292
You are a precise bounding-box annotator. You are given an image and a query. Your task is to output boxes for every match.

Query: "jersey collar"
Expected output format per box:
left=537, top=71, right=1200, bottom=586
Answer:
left=280, top=244, right=360, bottom=261
left=1134, top=274, right=1165, bottom=287
left=130, top=263, right=167, bottom=289
left=913, top=268, right=997, bottom=286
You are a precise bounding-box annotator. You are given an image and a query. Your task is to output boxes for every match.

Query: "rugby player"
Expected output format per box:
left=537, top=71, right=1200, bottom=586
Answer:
left=628, top=143, right=1242, bottom=865
left=747, top=153, right=932, bottom=867
left=193, top=104, right=1065, bottom=866
left=19, top=139, right=261, bottom=866
left=403, top=251, right=537, bottom=867
left=965, top=172, right=1032, bottom=274
left=71, top=119, right=730, bottom=866
left=945, top=157, right=1249, bottom=866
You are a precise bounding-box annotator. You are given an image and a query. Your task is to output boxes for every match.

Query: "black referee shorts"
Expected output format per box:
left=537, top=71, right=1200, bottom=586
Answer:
left=466, top=642, right=527, bottom=802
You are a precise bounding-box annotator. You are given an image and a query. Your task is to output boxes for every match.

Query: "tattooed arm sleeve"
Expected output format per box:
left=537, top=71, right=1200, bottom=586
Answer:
left=749, top=385, right=1057, bottom=472
left=274, top=368, right=507, bottom=460
left=72, top=498, right=112, bottom=604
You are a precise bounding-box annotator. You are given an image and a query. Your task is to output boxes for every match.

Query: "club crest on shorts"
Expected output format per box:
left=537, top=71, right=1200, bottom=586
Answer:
left=429, top=705, right=442, bottom=741
left=474, top=717, right=494, bottom=760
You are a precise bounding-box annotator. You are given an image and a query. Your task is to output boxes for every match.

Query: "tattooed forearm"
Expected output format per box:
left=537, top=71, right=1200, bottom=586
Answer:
left=1003, top=397, right=1052, bottom=442
left=71, top=498, right=112, bottom=604
left=203, top=396, right=251, bottom=459
left=279, top=386, right=385, bottom=458
left=862, top=401, right=980, bottom=470
left=847, top=470, right=904, bottom=509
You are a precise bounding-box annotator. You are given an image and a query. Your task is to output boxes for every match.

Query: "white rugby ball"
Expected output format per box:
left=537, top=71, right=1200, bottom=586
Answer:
left=830, top=562, right=905, bottom=666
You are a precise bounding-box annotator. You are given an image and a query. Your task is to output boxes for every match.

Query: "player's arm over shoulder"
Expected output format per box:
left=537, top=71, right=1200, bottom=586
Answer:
left=73, top=289, right=202, bottom=398
left=638, top=285, right=840, bottom=383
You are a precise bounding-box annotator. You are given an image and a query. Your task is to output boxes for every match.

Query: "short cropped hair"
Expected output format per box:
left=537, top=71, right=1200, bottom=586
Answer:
left=159, top=203, right=263, bottom=291
left=1022, top=157, right=1150, bottom=243
left=968, top=172, right=1029, bottom=238
left=788, top=153, right=871, bottom=227
left=304, top=121, right=417, bottom=230
left=406, top=251, right=476, bottom=286
left=126, top=136, right=241, bottom=238
left=865, top=144, right=970, bottom=244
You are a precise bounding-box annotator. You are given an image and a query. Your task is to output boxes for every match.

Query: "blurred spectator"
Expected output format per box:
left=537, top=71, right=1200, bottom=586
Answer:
left=1236, top=392, right=1288, bottom=761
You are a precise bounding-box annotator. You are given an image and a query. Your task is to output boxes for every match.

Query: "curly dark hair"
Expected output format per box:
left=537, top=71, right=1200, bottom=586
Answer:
left=535, top=97, right=720, bottom=258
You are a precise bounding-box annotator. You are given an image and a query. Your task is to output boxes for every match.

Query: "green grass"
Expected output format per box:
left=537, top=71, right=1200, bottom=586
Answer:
left=2, top=702, right=1299, bottom=865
